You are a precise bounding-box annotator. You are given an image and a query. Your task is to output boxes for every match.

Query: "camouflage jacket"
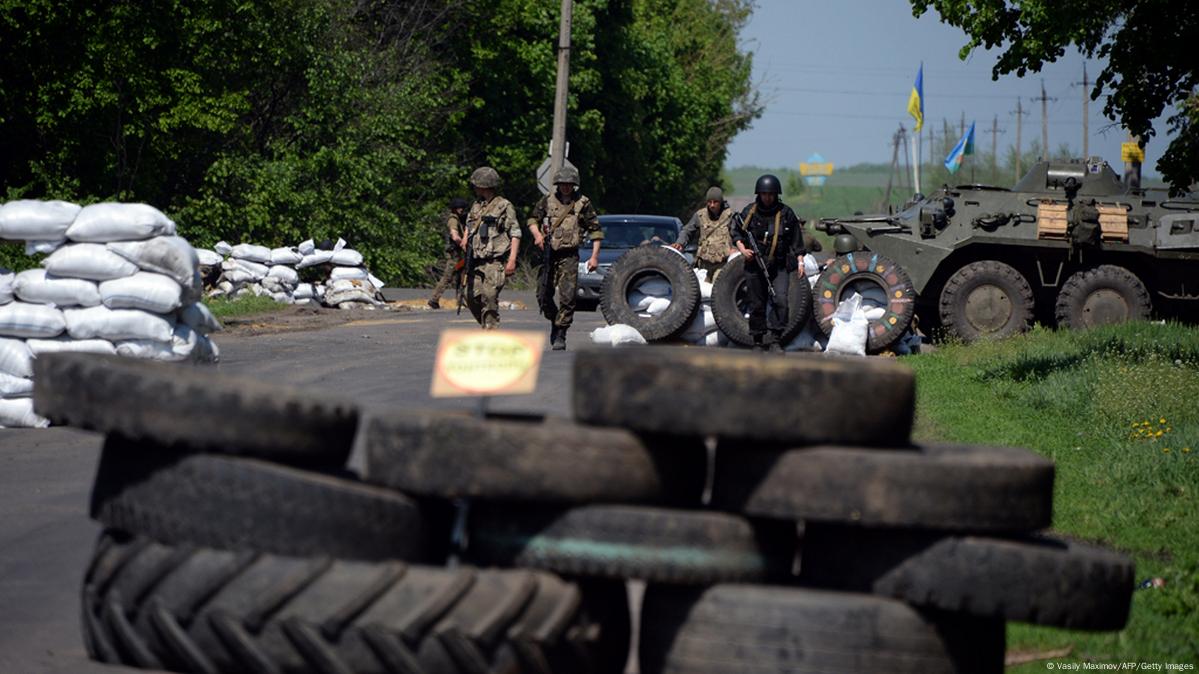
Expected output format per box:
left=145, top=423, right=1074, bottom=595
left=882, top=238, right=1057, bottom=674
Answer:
left=529, top=192, right=602, bottom=252
left=466, top=195, right=520, bottom=259
left=679, top=206, right=733, bottom=263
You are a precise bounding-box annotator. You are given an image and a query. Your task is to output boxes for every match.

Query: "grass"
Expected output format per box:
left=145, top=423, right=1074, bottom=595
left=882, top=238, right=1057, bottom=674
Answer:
left=204, top=294, right=287, bottom=319
left=902, top=322, right=1199, bottom=667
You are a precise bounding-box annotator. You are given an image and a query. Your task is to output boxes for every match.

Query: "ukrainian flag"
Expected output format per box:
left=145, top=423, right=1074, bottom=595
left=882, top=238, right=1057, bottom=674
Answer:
left=907, top=64, right=924, bottom=132
left=945, top=121, right=976, bottom=174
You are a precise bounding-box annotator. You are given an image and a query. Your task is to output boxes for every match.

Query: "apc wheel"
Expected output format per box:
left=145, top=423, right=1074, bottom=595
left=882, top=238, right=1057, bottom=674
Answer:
left=710, top=255, right=812, bottom=347
left=814, top=253, right=916, bottom=352
left=1055, top=265, right=1150, bottom=329
left=599, top=245, right=699, bottom=341
left=938, top=261, right=1033, bottom=341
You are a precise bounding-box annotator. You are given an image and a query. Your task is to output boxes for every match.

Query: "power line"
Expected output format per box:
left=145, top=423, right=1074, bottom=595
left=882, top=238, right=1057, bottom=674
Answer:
left=768, top=85, right=1025, bottom=100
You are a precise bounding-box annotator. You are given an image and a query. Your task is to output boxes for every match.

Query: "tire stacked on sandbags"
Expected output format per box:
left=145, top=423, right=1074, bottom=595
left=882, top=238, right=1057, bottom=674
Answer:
left=43, top=352, right=634, bottom=674
left=598, top=244, right=701, bottom=342
left=571, top=347, right=1135, bottom=673
left=0, top=200, right=222, bottom=427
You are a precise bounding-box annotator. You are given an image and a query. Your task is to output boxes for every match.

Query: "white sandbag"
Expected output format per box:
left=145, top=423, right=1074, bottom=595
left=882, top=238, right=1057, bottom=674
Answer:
left=634, top=277, right=672, bottom=297
left=267, top=265, right=299, bottom=284
left=325, top=287, right=380, bottom=306
left=293, top=298, right=312, bottom=306
left=703, top=330, right=721, bottom=346
left=367, top=273, right=386, bottom=289
left=270, top=292, right=293, bottom=304
left=66, top=203, right=175, bottom=242
left=65, top=305, right=174, bottom=342
left=107, top=236, right=198, bottom=287
left=802, top=254, right=821, bottom=279
left=681, top=304, right=716, bottom=342
left=296, top=250, right=333, bottom=269
left=25, top=239, right=67, bottom=255
left=857, top=283, right=889, bottom=322
left=645, top=297, right=671, bottom=316
left=333, top=237, right=347, bottom=251
left=43, top=243, right=139, bottom=281
left=192, top=333, right=219, bottom=363
left=331, top=249, right=363, bottom=266
left=222, top=269, right=256, bottom=285
left=181, top=268, right=203, bottom=306
left=297, top=239, right=315, bottom=255
left=0, top=271, right=12, bottom=305
left=270, top=247, right=303, bottom=265
left=329, top=266, right=368, bottom=281
left=694, top=269, right=713, bottom=301
left=786, top=318, right=827, bottom=353
left=627, top=291, right=653, bottom=312
left=214, top=241, right=232, bottom=255
left=27, top=336, right=117, bottom=356
left=293, top=283, right=315, bottom=300
left=116, top=323, right=200, bottom=362
left=178, top=303, right=222, bottom=335
left=0, top=398, right=49, bottom=428
left=260, top=277, right=291, bottom=294
left=225, top=258, right=268, bottom=280
left=13, top=269, right=101, bottom=307
left=0, top=372, right=33, bottom=399
left=195, top=248, right=223, bottom=266
left=230, top=243, right=271, bottom=263
left=0, top=199, right=81, bottom=240
left=0, top=302, right=66, bottom=338
left=590, top=324, right=647, bottom=346
left=695, top=269, right=708, bottom=284
left=100, top=272, right=183, bottom=313
left=825, top=292, right=868, bottom=357
left=0, top=338, right=34, bottom=377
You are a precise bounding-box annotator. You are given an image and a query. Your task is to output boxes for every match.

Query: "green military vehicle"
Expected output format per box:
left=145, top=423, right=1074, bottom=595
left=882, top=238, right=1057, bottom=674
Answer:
left=813, top=158, right=1199, bottom=348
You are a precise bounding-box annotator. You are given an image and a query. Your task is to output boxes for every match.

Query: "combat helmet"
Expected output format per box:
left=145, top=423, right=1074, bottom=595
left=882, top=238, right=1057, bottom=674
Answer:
left=470, top=166, right=501, bottom=189
left=553, top=165, right=580, bottom=186
left=754, top=174, right=782, bottom=195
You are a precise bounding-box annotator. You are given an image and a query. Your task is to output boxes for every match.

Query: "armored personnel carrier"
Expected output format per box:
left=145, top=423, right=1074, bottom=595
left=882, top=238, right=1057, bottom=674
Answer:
left=814, top=158, right=1199, bottom=346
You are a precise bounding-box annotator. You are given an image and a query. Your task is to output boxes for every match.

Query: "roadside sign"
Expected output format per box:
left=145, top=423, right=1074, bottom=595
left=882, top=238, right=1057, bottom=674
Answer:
left=431, top=329, right=545, bottom=397
left=536, top=156, right=577, bottom=195
left=1121, top=142, right=1144, bottom=163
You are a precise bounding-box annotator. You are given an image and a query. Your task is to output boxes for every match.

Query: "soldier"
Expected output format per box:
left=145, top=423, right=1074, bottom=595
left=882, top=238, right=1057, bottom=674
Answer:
left=732, top=174, right=807, bottom=352
left=528, top=165, right=602, bottom=350
left=463, top=167, right=521, bottom=329
left=671, top=185, right=734, bottom=282
left=427, top=197, right=469, bottom=309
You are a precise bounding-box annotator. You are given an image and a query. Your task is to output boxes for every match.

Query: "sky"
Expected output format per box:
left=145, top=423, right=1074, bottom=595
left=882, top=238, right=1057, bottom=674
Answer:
left=726, top=1, right=1173, bottom=176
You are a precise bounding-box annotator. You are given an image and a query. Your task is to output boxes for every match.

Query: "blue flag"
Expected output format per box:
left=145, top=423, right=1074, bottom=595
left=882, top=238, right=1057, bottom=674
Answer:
left=907, top=64, right=924, bottom=132
left=945, top=121, right=976, bottom=174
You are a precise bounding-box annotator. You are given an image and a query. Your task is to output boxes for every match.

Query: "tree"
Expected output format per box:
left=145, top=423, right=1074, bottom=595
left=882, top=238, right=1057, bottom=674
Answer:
left=910, top=0, right=1199, bottom=195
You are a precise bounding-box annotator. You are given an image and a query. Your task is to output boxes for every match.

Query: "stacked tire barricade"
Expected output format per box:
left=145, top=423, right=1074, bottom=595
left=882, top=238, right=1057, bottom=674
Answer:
left=37, top=347, right=1134, bottom=673
left=201, top=237, right=387, bottom=309
left=0, top=200, right=220, bottom=428
left=595, top=244, right=922, bottom=355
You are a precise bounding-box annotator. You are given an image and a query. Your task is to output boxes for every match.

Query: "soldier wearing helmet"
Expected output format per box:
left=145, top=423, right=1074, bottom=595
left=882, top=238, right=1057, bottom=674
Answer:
left=732, top=173, right=808, bottom=352
left=427, top=196, right=470, bottom=309
left=462, top=166, right=521, bottom=329
left=527, top=165, right=602, bottom=350
left=672, top=185, right=734, bottom=282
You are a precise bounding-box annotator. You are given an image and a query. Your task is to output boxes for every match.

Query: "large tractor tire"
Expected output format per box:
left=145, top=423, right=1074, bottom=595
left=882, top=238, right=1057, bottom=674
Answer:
left=599, top=245, right=699, bottom=341
left=938, top=260, right=1034, bottom=342
left=710, top=255, right=812, bottom=347
left=1054, top=264, right=1151, bottom=329
left=813, top=252, right=916, bottom=352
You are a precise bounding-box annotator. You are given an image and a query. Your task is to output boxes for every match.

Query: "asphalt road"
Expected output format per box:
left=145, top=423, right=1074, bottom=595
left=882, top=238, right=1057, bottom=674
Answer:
left=0, top=294, right=610, bottom=674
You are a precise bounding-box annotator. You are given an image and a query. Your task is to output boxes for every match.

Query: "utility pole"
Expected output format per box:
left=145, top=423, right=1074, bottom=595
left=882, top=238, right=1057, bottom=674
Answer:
left=1010, top=97, right=1028, bottom=181
left=1077, top=64, right=1090, bottom=159
left=884, top=124, right=905, bottom=208
left=1031, top=79, right=1056, bottom=159
left=549, top=0, right=573, bottom=179
left=990, top=115, right=1004, bottom=184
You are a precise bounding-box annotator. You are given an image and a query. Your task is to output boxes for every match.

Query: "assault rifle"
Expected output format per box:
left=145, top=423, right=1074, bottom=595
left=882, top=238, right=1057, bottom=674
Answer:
left=732, top=211, right=777, bottom=300
left=537, top=217, right=557, bottom=320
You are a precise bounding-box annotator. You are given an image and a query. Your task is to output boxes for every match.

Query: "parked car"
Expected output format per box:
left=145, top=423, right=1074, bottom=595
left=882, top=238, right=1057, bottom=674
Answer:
left=576, top=214, right=695, bottom=305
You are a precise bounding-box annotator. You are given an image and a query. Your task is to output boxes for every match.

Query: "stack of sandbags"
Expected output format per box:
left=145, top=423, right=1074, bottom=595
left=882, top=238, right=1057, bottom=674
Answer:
left=678, top=269, right=720, bottom=346
left=0, top=200, right=221, bottom=427
left=202, top=236, right=385, bottom=309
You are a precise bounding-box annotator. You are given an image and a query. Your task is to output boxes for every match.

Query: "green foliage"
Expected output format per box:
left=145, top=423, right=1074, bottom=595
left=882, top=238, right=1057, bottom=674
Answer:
left=909, top=0, right=1199, bottom=195
left=906, top=322, right=1199, bottom=666
left=205, top=294, right=287, bottom=319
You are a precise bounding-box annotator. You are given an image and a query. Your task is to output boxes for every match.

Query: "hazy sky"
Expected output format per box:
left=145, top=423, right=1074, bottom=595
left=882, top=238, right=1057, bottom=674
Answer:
left=726, top=1, right=1173, bottom=176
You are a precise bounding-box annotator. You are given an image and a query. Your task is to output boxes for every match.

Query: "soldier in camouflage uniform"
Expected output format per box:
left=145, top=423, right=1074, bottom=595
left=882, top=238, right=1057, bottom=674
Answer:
left=672, top=186, right=734, bottom=283
left=528, top=166, right=602, bottom=350
left=427, top=197, right=469, bottom=309
left=463, top=167, right=521, bottom=329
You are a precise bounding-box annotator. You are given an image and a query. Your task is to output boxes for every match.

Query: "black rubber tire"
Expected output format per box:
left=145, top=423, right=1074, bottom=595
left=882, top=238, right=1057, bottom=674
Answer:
left=83, top=531, right=630, bottom=674
left=710, top=255, right=813, bottom=346
left=639, top=584, right=1004, bottom=674
left=938, top=260, right=1034, bottom=342
left=573, top=348, right=915, bottom=445
left=798, top=523, right=1134, bottom=630
left=813, top=252, right=917, bottom=352
left=466, top=504, right=797, bottom=585
left=712, top=443, right=1054, bottom=532
left=34, top=352, right=357, bottom=465
left=599, top=245, right=699, bottom=341
left=364, top=411, right=706, bottom=504
left=1054, top=264, right=1151, bottom=330
left=90, top=435, right=431, bottom=562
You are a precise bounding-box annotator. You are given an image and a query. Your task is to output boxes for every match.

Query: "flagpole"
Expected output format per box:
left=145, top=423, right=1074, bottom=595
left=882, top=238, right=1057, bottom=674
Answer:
left=912, top=130, right=922, bottom=196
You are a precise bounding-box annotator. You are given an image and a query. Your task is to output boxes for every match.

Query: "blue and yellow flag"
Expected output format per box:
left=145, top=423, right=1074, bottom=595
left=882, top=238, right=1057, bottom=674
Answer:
left=945, top=121, right=976, bottom=174
left=907, top=64, right=924, bottom=132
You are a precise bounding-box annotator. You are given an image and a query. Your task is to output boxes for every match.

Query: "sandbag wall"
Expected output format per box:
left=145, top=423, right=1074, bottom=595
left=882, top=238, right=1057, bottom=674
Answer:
left=0, top=200, right=221, bottom=428
left=201, top=237, right=387, bottom=309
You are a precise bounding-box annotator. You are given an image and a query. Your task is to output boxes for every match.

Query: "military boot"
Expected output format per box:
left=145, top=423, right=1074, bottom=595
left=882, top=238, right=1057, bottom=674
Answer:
left=751, top=334, right=768, bottom=352
left=766, top=331, right=785, bottom=354
left=552, top=326, right=567, bottom=351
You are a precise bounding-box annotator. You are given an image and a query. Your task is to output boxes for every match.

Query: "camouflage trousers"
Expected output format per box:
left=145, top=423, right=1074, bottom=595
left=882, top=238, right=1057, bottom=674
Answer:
left=695, top=257, right=726, bottom=285
left=547, top=251, right=579, bottom=328
left=467, top=258, right=507, bottom=329
left=429, top=249, right=462, bottom=303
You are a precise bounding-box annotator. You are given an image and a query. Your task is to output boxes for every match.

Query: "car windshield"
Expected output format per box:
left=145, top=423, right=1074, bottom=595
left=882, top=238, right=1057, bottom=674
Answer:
left=593, top=222, right=678, bottom=249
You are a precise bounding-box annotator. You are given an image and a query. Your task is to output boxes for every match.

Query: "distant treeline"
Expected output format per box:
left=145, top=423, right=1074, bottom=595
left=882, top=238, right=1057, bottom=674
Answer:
left=0, top=0, right=759, bottom=283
